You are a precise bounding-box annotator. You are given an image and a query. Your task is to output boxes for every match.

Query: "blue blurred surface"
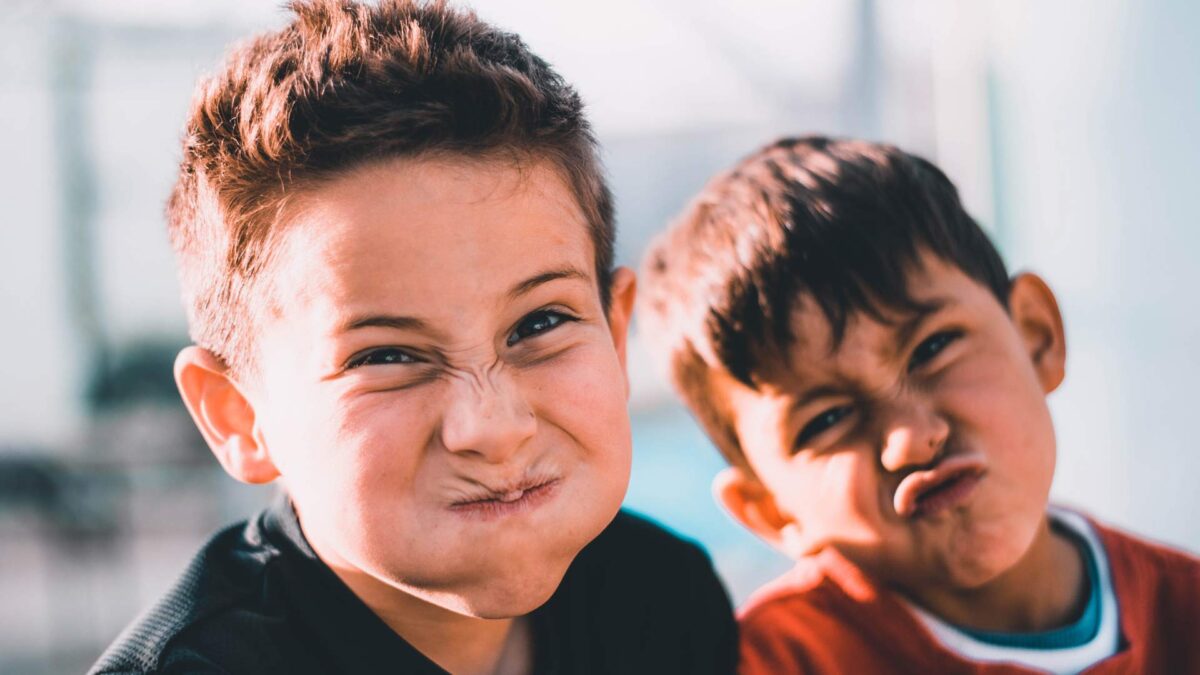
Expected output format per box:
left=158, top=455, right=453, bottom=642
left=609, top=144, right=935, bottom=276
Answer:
left=626, top=404, right=791, bottom=605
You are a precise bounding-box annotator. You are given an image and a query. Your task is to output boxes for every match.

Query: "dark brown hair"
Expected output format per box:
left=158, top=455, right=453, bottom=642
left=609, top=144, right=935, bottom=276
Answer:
left=638, top=136, right=1010, bottom=465
left=168, top=0, right=613, bottom=374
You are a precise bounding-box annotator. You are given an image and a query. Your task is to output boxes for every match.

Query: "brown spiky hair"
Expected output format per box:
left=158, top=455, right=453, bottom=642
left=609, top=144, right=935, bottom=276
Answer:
left=638, top=136, right=1010, bottom=466
left=167, top=0, right=614, bottom=375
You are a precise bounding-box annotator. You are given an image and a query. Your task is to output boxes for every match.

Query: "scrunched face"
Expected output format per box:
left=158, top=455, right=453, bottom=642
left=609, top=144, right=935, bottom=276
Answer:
left=714, top=253, right=1064, bottom=604
left=246, top=156, right=634, bottom=618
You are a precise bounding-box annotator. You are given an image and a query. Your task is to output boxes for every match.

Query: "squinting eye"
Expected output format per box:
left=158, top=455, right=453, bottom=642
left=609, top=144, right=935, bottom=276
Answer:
left=794, top=405, right=853, bottom=448
left=346, top=348, right=418, bottom=370
left=507, top=310, right=574, bottom=346
left=908, top=331, right=962, bottom=371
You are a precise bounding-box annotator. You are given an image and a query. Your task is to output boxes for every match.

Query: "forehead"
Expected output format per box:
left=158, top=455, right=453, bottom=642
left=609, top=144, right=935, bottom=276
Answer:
left=758, top=254, right=1000, bottom=390
left=267, top=156, right=595, bottom=323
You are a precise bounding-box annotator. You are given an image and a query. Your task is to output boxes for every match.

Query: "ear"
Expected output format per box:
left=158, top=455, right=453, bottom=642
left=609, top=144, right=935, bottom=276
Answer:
left=713, top=466, right=805, bottom=555
left=1008, top=273, right=1066, bottom=393
left=605, top=266, right=638, bottom=380
left=174, top=346, right=279, bottom=484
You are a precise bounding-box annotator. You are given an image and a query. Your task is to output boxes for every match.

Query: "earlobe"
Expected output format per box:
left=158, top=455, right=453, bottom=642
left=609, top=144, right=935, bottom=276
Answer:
left=174, top=347, right=280, bottom=485
left=1008, top=273, right=1067, bottom=393
left=713, top=466, right=801, bottom=555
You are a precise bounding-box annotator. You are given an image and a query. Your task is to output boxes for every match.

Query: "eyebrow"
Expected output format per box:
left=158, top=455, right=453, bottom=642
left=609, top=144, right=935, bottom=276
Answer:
left=789, top=296, right=958, bottom=409
left=789, top=383, right=852, bottom=412
left=505, top=266, right=590, bottom=301
left=337, top=267, right=591, bottom=335
left=889, top=296, right=953, bottom=357
left=339, top=313, right=432, bottom=334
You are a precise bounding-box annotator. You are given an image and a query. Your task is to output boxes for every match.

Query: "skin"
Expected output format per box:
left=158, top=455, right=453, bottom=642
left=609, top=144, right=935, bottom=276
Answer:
left=174, top=157, right=636, bottom=675
left=713, top=253, right=1087, bottom=632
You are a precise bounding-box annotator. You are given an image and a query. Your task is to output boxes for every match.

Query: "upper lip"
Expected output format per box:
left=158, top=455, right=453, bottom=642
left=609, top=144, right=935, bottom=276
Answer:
left=892, top=454, right=987, bottom=518
left=449, top=471, right=561, bottom=506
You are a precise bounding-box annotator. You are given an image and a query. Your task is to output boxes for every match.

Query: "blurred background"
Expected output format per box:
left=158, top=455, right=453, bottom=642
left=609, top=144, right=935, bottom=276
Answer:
left=2, top=0, right=1198, bottom=671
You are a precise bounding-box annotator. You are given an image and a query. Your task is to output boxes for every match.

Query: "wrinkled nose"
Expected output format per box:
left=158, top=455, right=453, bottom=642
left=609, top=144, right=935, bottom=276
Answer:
left=878, top=398, right=949, bottom=473
left=440, top=371, right=536, bottom=463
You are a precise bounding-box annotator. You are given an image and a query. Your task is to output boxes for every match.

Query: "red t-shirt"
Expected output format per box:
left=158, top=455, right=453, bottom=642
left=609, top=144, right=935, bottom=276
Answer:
left=739, top=518, right=1200, bottom=674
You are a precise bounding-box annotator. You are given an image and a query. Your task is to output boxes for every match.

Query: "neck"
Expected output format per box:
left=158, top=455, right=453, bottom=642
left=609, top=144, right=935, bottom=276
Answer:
left=332, top=563, right=534, bottom=675
left=371, top=596, right=532, bottom=675
left=909, top=516, right=1087, bottom=633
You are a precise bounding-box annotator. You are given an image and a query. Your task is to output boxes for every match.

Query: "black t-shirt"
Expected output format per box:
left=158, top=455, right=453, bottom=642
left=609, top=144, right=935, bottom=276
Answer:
left=90, top=495, right=737, bottom=674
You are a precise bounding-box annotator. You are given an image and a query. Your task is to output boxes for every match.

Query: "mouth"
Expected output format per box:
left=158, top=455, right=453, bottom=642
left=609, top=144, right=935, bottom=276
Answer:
left=447, top=475, right=562, bottom=520
left=893, top=456, right=986, bottom=519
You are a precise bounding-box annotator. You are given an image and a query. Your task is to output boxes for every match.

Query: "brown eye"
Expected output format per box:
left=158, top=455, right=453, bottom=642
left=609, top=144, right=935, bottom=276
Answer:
left=908, top=331, right=962, bottom=372
left=346, top=348, right=418, bottom=370
left=794, top=405, right=853, bottom=448
left=506, top=310, right=575, bottom=346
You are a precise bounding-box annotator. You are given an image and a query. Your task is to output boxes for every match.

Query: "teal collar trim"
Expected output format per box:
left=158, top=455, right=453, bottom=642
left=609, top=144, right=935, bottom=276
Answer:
left=955, top=527, right=1102, bottom=650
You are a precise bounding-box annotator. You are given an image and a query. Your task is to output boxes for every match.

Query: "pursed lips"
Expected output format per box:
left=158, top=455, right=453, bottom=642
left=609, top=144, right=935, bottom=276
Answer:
left=446, top=470, right=563, bottom=518
left=892, top=454, right=988, bottom=518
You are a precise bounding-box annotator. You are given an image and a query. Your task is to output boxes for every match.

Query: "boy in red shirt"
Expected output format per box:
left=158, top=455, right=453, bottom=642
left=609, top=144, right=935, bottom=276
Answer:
left=639, top=136, right=1200, bottom=673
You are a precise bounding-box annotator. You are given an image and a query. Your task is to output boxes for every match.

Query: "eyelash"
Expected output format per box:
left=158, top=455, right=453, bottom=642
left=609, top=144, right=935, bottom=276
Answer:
left=345, top=347, right=420, bottom=370
left=794, top=405, right=854, bottom=448
left=792, top=330, right=963, bottom=449
left=506, top=309, right=577, bottom=346
left=907, top=330, right=963, bottom=372
left=345, top=309, right=577, bottom=370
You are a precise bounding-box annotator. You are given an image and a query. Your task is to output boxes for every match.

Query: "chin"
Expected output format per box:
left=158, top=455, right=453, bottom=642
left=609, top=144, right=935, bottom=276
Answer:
left=942, top=553, right=1011, bottom=589
left=455, top=564, right=569, bottom=619
left=943, top=517, right=1039, bottom=590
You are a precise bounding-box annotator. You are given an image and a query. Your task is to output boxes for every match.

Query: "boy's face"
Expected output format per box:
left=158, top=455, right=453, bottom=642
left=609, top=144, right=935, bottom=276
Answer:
left=715, top=253, right=1065, bottom=596
left=198, top=157, right=634, bottom=618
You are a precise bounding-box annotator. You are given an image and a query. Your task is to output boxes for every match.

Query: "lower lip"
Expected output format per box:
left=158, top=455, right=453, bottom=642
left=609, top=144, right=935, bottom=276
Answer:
left=913, top=472, right=982, bottom=518
left=448, top=479, right=561, bottom=521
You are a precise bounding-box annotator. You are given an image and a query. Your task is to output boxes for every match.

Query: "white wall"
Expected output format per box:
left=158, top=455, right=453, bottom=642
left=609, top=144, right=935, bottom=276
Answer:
left=981, top=0, right=1200, bottom=549
left=0, top=10, right=84, bottom=448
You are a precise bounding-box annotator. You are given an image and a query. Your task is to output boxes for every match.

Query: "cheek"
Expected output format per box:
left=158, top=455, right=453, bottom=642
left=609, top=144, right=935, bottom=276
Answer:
left=523, top=341, right=632, bottom=467
left=317, top=392, right=448, bottom=570
left=266, top=386, right=432, bottom=531
left=776, top=451, right=886, bottom=544
left=336, top=391, right=433, bottom=472
left=945, top=352, right=1056, bottom=494
left=825, top=453, right=885, bottom=521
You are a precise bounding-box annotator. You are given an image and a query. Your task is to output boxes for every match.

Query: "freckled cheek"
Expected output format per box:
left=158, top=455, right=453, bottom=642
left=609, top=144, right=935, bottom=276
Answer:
left=942, top=363, right=1055, bottom=485
left=521, top=345, right=631, bottom=456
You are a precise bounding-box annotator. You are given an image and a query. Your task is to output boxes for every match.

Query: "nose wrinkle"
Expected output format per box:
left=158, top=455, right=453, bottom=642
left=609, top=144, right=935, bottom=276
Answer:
left=465, top=360, right=521, bottom=415
left=441, top=358, right=534, bottom=455
left=444, top=352, right=502, bottom=397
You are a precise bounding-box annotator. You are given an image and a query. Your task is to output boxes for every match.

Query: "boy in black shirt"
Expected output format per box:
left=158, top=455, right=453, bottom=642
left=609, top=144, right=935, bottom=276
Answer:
left=90, top=2, right=735, bottom=673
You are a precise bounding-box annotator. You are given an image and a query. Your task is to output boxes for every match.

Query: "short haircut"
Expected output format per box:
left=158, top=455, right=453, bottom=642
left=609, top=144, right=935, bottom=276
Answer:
left=168, top=0, right=613, bottom=375
left=638, top=136, right=1010, bottom=465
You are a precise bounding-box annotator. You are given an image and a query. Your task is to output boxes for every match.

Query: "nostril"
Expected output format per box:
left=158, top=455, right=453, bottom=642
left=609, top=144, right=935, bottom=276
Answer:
left=880, top=422, right=945, bottom=472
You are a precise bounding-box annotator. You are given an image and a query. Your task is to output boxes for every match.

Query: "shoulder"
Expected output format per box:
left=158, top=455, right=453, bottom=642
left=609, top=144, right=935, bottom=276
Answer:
left=738, top=558, right=849, bottom=645
left=574, top=509, right=724, bottom=595
left=1093, top=518, right=1200, bottom=575
left=561, top=509, right=738, bottom=673
left=740, top=545, right=879, bottom=627
left=89, top=514, right=288, bottom=675
left=737, top=552, right=914, bottom=674
left=585, top=509, right=707, bottom=560
left=1081, top=515, right=1200, bottom=670
left=1088, top=516, right=1200, bottom=605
